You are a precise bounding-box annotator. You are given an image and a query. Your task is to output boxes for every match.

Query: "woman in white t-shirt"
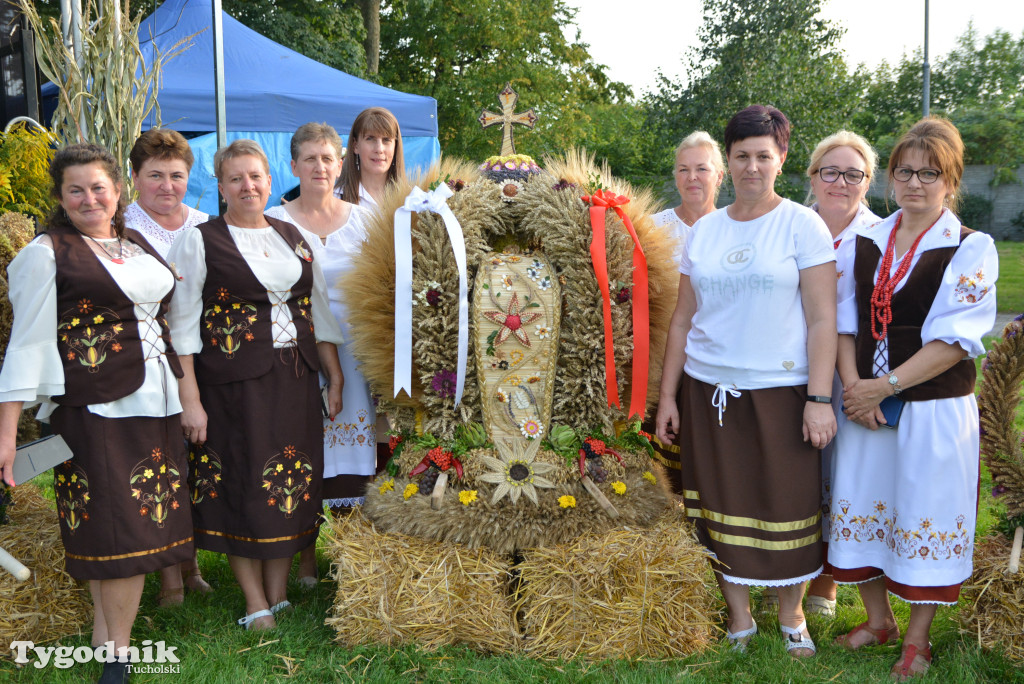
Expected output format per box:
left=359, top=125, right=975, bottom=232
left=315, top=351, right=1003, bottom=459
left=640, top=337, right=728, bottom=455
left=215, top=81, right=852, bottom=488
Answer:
left=656, top=105, right=837, bottom=658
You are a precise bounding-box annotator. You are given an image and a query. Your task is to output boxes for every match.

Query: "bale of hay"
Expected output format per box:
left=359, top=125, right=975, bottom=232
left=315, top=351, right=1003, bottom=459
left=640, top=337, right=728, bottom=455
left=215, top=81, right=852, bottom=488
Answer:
left=959, top=533, right=1024, bottom=661
left=0, top=484, right=92, bottom=647
left=323, top=508, right=518, bottom=653
left=514, top=507, right=721, bottom=660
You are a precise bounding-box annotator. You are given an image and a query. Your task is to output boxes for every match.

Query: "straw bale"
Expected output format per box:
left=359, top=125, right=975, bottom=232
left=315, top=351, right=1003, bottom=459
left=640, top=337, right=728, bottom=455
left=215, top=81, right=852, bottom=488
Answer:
left=958, top=533, right=1024, bottom=661
left=0, top=484, right=92, bottom=647
left=323, top=509, right=517, bottom=653
left=514, top=507, right=721, bottom=660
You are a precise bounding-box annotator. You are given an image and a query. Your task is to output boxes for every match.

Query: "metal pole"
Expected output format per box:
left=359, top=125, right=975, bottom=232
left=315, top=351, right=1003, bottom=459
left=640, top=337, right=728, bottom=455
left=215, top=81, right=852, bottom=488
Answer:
left=923, top=0, right=930, bottom=116
left=60, top=0, right=72, bottom=50
left=212, top=0, right=227, bottom=151
left=71, top=0, right=86, bottom=140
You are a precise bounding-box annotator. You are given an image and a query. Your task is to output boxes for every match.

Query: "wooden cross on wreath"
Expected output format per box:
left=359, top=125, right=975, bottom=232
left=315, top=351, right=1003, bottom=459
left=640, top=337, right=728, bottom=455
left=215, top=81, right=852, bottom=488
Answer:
left=478, top=82, right=538, bottom=156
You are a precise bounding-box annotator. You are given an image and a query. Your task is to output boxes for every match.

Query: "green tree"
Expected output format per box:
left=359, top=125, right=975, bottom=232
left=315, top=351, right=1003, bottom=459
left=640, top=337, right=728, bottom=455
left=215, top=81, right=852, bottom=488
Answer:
left=222, top=0, right=367, bottom=76
left=643, top=0, right=864, bottom=199
left=377, top=0, right=631, bottom=162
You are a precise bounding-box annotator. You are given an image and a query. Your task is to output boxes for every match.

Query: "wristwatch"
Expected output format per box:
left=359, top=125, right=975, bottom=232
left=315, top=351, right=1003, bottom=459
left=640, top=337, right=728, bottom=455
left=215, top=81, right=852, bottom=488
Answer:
left=887, top=372, right=902, bottom=395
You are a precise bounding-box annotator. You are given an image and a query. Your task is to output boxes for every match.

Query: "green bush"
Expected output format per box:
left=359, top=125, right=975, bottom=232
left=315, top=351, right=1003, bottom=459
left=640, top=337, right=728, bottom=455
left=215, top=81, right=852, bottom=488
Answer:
left=0, top=123, right=56, bottom=220
left=958, top=192, right=994, bottom=230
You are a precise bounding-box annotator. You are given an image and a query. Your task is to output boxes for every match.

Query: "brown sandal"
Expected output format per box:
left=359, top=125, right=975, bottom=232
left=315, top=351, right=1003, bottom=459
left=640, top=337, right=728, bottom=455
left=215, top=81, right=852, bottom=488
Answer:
left=157, top=587, right=184, bottom=607
left=891, top=643, right=931, bottom=680
left=835, top=621, right=900, bottom=650
left=183, top=569, right=213, bottom=594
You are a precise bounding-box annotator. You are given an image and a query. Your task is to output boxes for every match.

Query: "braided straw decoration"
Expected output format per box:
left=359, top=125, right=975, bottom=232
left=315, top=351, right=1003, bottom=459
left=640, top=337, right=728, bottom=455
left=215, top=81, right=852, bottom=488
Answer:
left=978, top=314, right=1024, bottom=519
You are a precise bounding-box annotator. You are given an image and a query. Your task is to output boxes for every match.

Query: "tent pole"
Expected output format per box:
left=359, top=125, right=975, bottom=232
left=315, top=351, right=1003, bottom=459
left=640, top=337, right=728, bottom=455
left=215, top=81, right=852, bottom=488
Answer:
left=212, top=0, right=227, bottom=150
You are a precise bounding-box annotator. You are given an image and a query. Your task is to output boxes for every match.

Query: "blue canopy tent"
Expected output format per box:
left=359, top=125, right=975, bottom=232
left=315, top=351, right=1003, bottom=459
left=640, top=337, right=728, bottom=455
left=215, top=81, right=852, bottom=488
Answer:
left=45, top=0, right=439, bottom=213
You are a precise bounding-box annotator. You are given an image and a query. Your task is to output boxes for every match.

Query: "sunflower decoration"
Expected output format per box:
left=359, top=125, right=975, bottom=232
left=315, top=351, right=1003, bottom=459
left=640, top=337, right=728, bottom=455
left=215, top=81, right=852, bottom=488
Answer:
left=479, top=439, right=556, bottom=505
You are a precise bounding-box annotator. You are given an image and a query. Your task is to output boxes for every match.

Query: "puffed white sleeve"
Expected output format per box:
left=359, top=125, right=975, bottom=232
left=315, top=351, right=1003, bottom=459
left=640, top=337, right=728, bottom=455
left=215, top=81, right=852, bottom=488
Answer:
left=0, top=241, right=65, bottom=405
left=835, top=235, right=859, bottom=336
left=311, top=255, right=344, bottom=345
left=165, top=227, right=208, bottom=355
left=921, top=231, right=998, bottom=359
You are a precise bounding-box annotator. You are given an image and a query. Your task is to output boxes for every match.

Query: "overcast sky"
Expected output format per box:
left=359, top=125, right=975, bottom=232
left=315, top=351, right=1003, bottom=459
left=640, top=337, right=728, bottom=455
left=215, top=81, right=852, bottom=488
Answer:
left=569, top=0, right=1024, bottom=96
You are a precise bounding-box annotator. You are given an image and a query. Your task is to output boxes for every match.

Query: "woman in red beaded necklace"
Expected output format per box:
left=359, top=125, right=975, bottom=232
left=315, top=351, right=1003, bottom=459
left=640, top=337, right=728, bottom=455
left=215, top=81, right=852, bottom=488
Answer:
left=827, top=118, right=999, bottom=681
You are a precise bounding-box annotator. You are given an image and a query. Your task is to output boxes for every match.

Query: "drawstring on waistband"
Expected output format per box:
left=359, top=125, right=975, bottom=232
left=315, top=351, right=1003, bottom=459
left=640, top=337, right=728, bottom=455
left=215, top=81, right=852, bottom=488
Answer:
left=711, top=383, right=741, bottom=427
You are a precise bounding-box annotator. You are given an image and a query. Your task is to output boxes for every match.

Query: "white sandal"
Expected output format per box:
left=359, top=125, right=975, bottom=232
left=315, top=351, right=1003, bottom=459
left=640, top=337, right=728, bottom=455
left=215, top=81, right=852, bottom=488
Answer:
left=237, top=609, right=274, bottom=630
left=805, top=595, right=837, bottom=617
left=780, top=620, right=816, bottom=658
left=726, top=618, right=757, bottom=652
left=269, top=600, right=292, bottom=614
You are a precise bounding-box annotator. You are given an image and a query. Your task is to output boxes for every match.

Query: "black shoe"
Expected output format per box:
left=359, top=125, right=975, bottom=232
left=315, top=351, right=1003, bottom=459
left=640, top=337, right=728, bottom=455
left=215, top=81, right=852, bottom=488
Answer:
left=97, top=660, right=130, bottom=684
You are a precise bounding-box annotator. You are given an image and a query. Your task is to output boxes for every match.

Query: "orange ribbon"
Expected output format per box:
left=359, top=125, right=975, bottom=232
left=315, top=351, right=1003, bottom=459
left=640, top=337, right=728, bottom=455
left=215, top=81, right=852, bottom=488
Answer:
left=580, top=189, right=650, bottom=419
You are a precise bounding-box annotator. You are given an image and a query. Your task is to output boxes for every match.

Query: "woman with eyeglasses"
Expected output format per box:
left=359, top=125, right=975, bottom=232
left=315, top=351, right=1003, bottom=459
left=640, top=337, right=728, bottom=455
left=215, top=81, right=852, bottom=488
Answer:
left=827, top=117, right=997, bottom=680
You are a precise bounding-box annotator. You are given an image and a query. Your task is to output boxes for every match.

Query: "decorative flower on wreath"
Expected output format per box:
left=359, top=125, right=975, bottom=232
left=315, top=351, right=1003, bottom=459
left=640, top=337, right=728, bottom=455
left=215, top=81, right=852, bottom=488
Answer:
left=525, top=259, right=545, bottom=281
left=534, top=324, right=550, bottom=340
left=642, top=471, right=657, bottom=485
left=537, top=275, right=552, bottom=291
left=129, top=448, right=182, bottom=528
left=558, top=495, right=577, bottom=509
left=519, top=417, right=544, bottom=440
left=459, top=490, right=479, bottom=505
left=379, top=479, right=395, bottom=494
left=478, top=441, right=556, bottom=505
left=431, top=369, right=458, bottom=399
left=413, top=280, right=443, bottom=307
left=261, top=446, right=313, bottom=518
left=404, top=483, right=419, bottom=500
left=482, top=292, right=543, bottom=348
left=611, top=481, right=627, bottom=495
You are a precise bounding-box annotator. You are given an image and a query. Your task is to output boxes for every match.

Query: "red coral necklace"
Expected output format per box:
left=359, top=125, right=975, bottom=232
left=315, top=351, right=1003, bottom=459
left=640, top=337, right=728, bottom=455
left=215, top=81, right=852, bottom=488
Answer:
left=869, top=212, right=941, bottom=341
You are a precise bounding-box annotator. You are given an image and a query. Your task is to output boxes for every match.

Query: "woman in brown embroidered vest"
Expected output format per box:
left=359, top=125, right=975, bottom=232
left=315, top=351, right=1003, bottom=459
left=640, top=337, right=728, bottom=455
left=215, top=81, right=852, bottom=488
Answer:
left=828, top=117, right=998, bottom=680
left=167, top=139, right=344, bottom=631
left=0, top=144, right=194, bottom=682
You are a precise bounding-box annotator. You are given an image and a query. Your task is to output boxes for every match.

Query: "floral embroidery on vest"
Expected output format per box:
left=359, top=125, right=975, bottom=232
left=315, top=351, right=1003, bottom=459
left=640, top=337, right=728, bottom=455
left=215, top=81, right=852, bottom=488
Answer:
left=296, top=295, right=314, bottom=333
left=55, top=461, right=90, bottom=534
left=188, top=444, right=223, bottom=504
left=261, top=445, right=313, bottom=518
left=129, top=447, right=182, bottom=527
left=57, top=299, right=125, bottom=371
left=203, top=290, right=258, bottom=358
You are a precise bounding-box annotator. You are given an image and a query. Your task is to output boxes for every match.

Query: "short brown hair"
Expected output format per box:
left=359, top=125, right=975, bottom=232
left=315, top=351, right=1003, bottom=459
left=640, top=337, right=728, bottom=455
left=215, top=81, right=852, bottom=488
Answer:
left=887, top=116, right=965, bottom=213
left=213, top=139, right=269, bottom=181
left=46, top=143, right=127, bottom=238
left=336, top=107, right=406, bottom=204
left=129, top=128, right=195, bottom=174
left=290, top=122, right=343, bottom=161
left=724, top=105, right=790, bottom=156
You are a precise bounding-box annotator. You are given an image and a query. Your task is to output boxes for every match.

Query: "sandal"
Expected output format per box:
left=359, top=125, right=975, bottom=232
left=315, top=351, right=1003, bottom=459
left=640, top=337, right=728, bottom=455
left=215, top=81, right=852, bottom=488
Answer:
left=183, top=569, right=213, bottom=594
left=269, top=600, right=292, bottom=614
left=237, top=609, right=275, bottom=630
left=805, top=594, right=837, bottom=617
left=726, top=617, right=757, bottom=652
left=157, top=587, right=184, bottom=608
left=891, top=643, right=931, bottom=681
left=780, top=620, right=816, bottom=658
left=835, top=621, right=900, bottom=650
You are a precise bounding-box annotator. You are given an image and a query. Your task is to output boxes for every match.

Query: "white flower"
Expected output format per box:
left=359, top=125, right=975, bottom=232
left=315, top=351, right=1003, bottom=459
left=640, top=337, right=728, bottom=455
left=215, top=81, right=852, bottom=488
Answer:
left=537, top=275, right=552, bottom=291
left=519, top=418, right=544, bottom=439
left=534, top=324, right=550, bottom=339
left=478, top=440, right=556, bottom=505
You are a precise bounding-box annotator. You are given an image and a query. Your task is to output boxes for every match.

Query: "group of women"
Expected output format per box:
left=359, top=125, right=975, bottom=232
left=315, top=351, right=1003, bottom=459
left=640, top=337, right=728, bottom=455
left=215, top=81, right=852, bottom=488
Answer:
left=0, top=108, right=405, bottom=683
left=655, top=107, right=997, bottom=680
left=0, top=98, right=998, bottom=683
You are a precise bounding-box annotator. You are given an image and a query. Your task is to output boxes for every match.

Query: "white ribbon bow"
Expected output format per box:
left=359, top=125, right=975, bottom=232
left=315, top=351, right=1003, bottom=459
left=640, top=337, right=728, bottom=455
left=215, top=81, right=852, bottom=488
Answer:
left=393, top=183, right=469, bottom=405
left=711, top=383, right=742, bottom=427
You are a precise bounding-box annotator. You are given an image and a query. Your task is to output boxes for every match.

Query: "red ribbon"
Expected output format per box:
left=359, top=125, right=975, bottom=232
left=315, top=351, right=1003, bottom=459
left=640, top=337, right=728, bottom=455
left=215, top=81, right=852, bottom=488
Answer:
left=580, top=189, right=650, bottom=419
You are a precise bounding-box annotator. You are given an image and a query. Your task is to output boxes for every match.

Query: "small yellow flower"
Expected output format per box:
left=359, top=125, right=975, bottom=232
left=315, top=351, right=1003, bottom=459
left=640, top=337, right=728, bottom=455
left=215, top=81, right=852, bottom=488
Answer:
left=611, top=481, right=627, bottom=495
left=159, top=464, right=167, bottom=474
left=558, top=495, right=576, bottom=509
left=92, top=315, right=104, bottom=324
left=144, top=468, right=154, bottom=479
left=403, top=483, right=419, bottom=500
left=232, top=303, right=241, bottom=309
left=378, top=479, right=395, bottom=494
left=70, top=474, right=77, bottom=483
left=642, top=471, right=657, bottom=485
left=70, top=317, right=80, bottom=327
left=200, top=454, right=209, bottom=463
left=213, top=305, right=222, bottom=314
left=295, top=460, right=302, bottom=469
left=458, top=490, right=478, bottom=505
left=57, top=474, right=66, bottom=483
left=275, top=463, right=284, bottom=472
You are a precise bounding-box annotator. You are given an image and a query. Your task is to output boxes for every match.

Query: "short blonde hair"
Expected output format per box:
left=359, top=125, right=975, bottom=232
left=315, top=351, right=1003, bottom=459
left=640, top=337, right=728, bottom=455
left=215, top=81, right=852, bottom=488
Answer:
left=675, top=131, right=724, bottom=175
left=290, top=122, right=343, bottom=161
left=213, top=139, right=269, bottom=180
left=806, top=130, right=878, bottom=205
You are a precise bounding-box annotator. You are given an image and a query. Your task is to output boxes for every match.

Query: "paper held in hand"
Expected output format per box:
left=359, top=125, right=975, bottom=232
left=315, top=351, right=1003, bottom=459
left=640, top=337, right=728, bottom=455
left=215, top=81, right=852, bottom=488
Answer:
left=13, top=435, right=73, bottom=485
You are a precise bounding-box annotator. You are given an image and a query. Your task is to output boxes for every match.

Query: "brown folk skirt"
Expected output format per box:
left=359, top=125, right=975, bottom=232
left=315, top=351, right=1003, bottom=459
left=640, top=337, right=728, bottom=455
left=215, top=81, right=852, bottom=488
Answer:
left=50, top=407, right=194, bottom=580
left=678, top=375, right=822, bottom=585
left=190, top=350, right=323, bottom=559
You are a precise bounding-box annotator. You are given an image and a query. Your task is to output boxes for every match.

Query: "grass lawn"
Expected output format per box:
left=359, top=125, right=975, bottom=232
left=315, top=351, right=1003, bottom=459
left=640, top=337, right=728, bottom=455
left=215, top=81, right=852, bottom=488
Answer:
left=2, top=339, right=1022, bottom=682
left=996, top=241, right=1024, bottom=314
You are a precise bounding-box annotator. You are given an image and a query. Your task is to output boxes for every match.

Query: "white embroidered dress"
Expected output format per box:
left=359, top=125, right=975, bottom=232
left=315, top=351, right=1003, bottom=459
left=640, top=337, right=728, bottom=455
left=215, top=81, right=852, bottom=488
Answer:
left=265, top=205, right=377, bottom=503
left=0, top=238, right=182, bottom=418
left=650, top=208, right=691, bottom=267
left=124, top=202, right=209, bottom=259
left=827, top=209, right=998, bottom=600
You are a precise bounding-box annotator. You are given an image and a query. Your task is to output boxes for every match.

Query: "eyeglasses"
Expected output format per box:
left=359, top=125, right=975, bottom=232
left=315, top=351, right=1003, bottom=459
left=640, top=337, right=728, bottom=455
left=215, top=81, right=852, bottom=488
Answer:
left=818, top=167, right=866, bottom=185
left=893, top=167, right=942, bottom=184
